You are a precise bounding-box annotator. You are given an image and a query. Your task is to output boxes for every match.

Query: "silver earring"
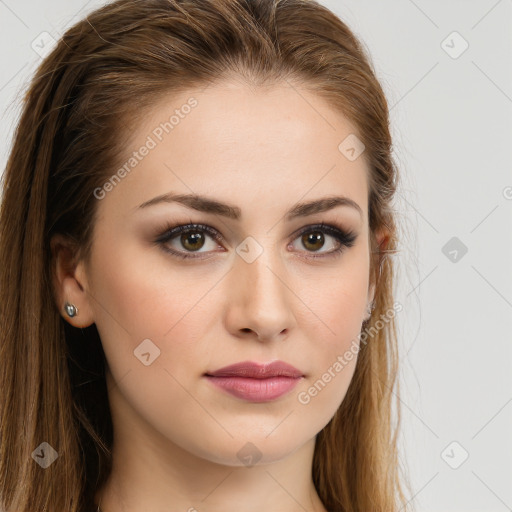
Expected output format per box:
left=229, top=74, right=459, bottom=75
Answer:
left=366, top=300, right=376, bottom=316
left=64, top=302, right=78, bottom=317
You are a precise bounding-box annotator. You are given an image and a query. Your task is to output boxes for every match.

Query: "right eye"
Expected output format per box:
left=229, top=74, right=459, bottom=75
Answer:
left=154, top=223, right=224, bottom=260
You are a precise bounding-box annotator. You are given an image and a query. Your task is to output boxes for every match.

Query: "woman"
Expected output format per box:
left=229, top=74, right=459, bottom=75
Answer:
left=0, top=0, right=412, bottom=510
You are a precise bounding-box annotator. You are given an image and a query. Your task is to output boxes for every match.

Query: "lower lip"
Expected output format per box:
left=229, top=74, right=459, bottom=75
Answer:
left=205, top=375, right=302, bottom=402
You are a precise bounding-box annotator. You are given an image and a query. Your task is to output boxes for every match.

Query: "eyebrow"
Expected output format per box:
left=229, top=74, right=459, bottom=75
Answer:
left=137, top=192, right=363, bottom=220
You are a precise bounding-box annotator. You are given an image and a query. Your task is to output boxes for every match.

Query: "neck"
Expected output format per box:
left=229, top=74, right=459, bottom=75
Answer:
left=95, top=440, right=327, bottom=512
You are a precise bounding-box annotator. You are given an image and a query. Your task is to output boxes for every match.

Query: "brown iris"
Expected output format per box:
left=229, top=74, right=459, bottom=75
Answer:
left=301, top=231, right=325, bottom=252
left=180, top=232, right=205, bottom=251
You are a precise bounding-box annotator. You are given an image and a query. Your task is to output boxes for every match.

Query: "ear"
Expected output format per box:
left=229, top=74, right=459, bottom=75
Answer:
left=364, top=227, right=390, bottom=320
left=50, top=233, right=95, bottom=328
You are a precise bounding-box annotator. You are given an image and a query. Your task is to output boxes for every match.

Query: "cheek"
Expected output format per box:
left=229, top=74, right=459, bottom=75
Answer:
left=87, top=239, right=220, bottom=377
left=293, top=288, right=363, bottom=432
left=301, top=246, right=370, bottom=347
left=88, top=245, right=220, bottom=453
left=291, top=249, right=369, bottom=418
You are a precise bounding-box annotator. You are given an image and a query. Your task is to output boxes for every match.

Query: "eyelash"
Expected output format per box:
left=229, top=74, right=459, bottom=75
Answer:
left=153, top=222, right=357, bottom=261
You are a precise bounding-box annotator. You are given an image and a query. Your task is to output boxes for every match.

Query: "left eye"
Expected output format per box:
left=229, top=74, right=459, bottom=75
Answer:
left=290, top=229, right=343, bottom=254
left=155, top=223, right=357, bottom=260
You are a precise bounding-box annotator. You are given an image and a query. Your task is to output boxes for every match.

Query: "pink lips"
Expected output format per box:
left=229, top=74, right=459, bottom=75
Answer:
left=204, top=360, right=304, bottom=402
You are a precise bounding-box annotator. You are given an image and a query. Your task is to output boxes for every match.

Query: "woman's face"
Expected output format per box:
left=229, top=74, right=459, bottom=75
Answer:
left=61, top=78, right=378, bottom=467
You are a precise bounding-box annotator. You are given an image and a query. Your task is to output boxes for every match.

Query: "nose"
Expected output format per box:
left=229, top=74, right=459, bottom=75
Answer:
left=224, top=248, right=297, bottom=343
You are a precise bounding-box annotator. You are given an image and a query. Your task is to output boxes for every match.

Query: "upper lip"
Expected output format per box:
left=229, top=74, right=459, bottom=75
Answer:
left=205, top=360, right=304, bottom=379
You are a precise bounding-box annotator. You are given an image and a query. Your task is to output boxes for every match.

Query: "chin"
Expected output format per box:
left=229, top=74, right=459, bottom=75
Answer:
left=186, top=431, right=310, bottom=468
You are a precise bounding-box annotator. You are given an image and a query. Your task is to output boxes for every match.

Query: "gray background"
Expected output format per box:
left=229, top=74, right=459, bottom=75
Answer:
left=1, top=1, right=511, bottom=510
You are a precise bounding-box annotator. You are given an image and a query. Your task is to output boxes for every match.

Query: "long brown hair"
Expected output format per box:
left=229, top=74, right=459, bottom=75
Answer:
left=0, top=0, right=412, bottom=510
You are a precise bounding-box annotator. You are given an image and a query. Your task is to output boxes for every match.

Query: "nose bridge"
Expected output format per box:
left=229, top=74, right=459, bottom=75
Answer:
left=238, top=235, right=286, bottom=299
left=229, top=236, right=295, bottom=338
left=242, top=248, right=284, bottom=299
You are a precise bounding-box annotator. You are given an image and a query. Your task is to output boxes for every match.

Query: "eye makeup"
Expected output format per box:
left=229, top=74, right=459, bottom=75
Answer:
left=152, top=221, right=358, bottom=261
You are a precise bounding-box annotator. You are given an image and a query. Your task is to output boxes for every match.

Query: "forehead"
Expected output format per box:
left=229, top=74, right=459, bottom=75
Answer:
left=98, top=78, right=370, bottom=223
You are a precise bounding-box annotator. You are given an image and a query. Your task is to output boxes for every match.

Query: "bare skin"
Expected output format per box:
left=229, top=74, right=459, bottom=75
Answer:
left=52, top=76, right=386, bottom=512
